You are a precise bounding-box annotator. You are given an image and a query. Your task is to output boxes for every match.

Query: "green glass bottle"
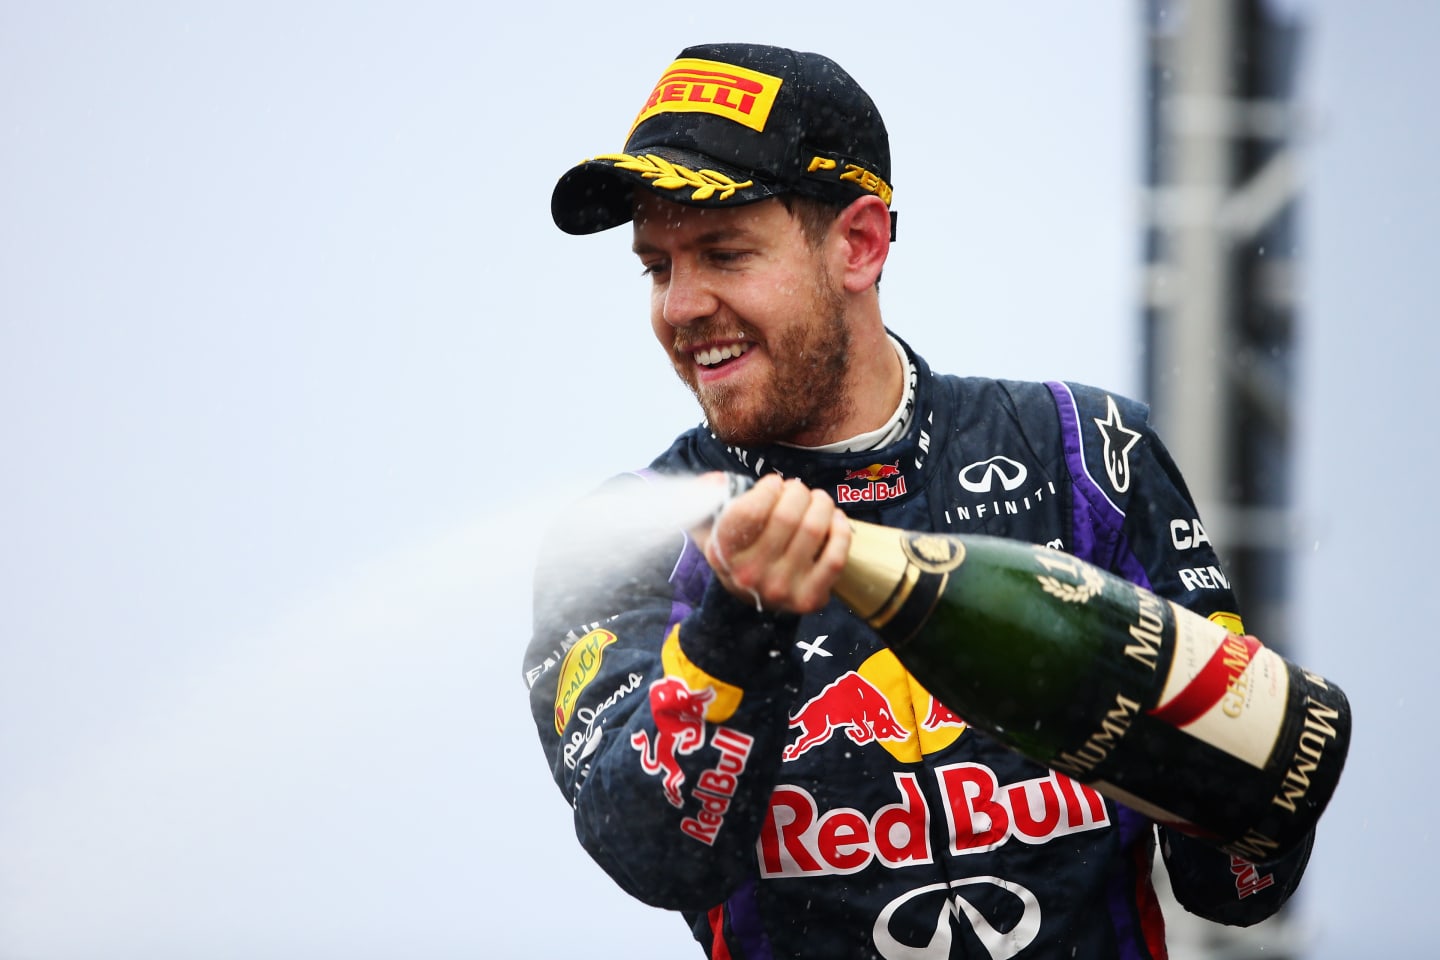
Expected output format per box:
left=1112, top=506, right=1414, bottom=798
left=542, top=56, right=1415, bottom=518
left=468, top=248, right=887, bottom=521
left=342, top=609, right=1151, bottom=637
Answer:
left=831, top=517, right=1351, bottom=861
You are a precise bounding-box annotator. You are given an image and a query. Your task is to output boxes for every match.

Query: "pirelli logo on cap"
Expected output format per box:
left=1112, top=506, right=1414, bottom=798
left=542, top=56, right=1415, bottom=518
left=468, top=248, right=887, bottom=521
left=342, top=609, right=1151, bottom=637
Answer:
left=630, top=57, right=782, bottom=136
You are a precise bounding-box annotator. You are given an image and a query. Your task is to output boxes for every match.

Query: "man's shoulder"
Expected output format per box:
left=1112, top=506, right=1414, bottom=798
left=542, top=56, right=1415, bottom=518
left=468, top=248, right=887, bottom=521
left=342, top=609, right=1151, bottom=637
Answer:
left=927, top=371, right=1067, bottom=433
left=928, top=373, right=1152, bottom=441
left=930, top=370, right=1140, bottom=407
left=1048, top=380, right=1152, bottom=423
left=646, top=423, right=726, bottom=474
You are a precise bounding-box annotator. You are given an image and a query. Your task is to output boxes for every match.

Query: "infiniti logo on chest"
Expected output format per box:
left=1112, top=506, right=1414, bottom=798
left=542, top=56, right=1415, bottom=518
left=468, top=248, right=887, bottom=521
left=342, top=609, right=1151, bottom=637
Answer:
left=958, top=455, right=1028, bottom=494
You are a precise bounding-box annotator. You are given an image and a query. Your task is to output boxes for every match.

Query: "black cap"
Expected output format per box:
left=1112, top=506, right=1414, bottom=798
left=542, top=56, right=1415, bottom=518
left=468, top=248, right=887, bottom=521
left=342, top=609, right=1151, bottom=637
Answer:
left=551, top=43, right=892, bottom=235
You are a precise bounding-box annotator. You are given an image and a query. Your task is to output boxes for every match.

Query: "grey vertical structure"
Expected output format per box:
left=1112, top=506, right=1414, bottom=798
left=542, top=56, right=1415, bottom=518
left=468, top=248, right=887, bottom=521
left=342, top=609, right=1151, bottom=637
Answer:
left=1144, top=0, right=1303, bottom=661
left=1143, top=0, right=1307, bottom=956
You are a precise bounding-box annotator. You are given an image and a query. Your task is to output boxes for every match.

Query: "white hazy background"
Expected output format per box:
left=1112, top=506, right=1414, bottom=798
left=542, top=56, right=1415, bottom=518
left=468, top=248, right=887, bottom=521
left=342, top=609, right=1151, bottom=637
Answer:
left=1, top=2, right=1434, bottom=957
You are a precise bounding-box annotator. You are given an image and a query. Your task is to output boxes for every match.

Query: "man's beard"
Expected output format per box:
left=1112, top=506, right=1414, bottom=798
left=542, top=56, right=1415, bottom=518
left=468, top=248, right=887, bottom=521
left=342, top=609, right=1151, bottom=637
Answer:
left=681, top=271, right=854, bottom=448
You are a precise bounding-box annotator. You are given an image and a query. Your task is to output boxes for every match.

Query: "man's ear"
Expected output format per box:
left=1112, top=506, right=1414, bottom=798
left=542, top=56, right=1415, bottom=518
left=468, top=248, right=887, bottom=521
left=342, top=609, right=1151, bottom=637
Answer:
left=833, top=194, right=891, bottom=293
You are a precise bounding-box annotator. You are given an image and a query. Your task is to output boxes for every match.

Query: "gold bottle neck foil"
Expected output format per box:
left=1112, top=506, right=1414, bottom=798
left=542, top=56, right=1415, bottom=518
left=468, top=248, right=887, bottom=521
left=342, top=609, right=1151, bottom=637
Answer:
left=834, top=519, right=926, bottom=627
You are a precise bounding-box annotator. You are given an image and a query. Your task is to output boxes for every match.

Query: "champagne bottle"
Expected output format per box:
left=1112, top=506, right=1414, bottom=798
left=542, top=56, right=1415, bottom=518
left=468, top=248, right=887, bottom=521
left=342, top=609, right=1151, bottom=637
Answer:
left=830, top=517, right=1351, bottom=861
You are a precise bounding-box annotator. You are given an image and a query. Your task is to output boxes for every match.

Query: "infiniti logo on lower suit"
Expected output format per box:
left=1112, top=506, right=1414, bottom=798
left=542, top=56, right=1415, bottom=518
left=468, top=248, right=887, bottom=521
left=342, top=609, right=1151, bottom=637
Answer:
left=873, top=876, right=1041, bottom=960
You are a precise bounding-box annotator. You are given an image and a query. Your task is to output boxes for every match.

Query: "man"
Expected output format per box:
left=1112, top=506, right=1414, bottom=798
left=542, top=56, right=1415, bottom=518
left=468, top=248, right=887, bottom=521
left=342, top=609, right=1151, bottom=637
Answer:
left=523, top=42, right=1313, bottom=958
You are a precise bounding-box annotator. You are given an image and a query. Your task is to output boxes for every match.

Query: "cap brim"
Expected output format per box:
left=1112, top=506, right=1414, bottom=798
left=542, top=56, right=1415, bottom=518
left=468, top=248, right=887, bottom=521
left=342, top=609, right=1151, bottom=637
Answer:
left=550, top=146, right=782, bottom=235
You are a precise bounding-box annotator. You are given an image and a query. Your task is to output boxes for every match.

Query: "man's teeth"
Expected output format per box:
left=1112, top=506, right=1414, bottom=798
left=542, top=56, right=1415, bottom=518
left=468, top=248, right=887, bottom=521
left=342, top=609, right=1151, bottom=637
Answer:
left=695, top=342, right=752, bottom=367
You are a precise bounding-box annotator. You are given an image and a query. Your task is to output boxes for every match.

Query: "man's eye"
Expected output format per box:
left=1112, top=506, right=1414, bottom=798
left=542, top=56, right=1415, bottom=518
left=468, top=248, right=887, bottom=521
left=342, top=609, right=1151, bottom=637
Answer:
left=639, top=262, right=668, bottom=278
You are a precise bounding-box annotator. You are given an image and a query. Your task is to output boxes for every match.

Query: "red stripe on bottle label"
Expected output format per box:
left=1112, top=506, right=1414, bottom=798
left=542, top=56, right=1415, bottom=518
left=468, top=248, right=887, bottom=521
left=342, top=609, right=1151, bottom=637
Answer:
left=1148, top=633, right=1262, bottom=728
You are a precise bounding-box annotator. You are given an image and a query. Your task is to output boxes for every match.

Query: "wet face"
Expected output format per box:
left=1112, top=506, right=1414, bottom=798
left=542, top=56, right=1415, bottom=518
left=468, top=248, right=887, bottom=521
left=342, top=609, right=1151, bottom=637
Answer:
left=632, top=194, right=854, bottom=448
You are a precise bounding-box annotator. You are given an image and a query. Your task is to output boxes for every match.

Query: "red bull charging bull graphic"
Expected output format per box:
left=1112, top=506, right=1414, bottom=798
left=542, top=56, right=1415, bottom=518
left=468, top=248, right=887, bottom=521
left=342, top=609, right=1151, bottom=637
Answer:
left=784, top=672, right=912, bottom=760
left=786, top=651, right=966, bottom=763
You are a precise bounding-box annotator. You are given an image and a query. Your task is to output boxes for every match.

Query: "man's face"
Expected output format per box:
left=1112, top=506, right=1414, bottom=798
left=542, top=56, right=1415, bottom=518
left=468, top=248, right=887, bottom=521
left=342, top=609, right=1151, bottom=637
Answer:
left=632, top=195, right=853, bottom=448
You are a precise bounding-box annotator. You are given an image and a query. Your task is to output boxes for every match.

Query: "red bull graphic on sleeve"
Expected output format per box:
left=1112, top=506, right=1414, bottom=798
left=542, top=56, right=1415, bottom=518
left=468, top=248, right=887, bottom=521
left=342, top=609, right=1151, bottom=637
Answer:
left=632, top=677, right=714, bottom=808
left=837, top=462, right=907, bottom=504
left=631, top=676, right=756, bottom=844
left=631, top=640, right=757, bottom=846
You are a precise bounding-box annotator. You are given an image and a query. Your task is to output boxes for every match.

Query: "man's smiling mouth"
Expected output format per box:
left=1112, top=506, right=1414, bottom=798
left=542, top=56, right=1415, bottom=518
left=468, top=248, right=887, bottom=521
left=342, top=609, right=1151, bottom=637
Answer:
left=694, top=341, right=753, bottom=367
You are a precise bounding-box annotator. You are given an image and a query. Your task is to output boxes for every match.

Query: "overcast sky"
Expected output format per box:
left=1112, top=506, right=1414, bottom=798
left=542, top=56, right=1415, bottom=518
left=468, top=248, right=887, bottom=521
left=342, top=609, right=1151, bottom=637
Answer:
left=2, top=2, right=1436, bottom=958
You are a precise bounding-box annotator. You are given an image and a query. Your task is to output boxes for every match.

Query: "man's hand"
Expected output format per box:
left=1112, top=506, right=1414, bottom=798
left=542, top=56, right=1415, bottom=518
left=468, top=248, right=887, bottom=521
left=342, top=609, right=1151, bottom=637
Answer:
left=697, top=474, right=851, bottom=614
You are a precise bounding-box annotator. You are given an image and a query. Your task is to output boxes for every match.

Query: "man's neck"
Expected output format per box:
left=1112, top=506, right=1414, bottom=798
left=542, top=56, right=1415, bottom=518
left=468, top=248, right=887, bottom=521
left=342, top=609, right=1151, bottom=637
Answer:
left=790, top=330, right=911, bottom=453
left=850, top=323, right=906, bottom=430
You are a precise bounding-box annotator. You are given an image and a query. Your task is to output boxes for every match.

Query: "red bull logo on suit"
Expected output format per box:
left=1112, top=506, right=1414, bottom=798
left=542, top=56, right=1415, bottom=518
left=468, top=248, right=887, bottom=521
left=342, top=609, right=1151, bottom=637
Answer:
left=766, top=649, right=1109, bottom=879
left=759, top=765, right=1110, bottom=878
left=837, top=462, right=907, bottom=504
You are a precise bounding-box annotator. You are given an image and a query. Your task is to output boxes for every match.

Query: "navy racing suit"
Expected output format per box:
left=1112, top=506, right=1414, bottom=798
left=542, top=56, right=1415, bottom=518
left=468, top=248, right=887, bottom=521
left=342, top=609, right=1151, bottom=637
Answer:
left=523, top=337, right=1312, bottom=959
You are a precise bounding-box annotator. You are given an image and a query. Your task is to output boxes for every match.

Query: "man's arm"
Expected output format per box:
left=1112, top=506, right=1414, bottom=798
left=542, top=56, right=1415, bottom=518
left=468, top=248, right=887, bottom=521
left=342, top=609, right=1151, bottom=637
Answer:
left=1090, top=388, right=1315, bottom=925
left=522, top=473, right=827, bottom=911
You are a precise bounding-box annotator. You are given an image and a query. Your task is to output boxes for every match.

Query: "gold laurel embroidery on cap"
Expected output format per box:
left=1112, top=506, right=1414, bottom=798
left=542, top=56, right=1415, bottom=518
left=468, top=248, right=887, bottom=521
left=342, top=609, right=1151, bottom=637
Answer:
left=1036, top=564, right=1106, bottom=605
left=595, top=153, right=754, bottom=201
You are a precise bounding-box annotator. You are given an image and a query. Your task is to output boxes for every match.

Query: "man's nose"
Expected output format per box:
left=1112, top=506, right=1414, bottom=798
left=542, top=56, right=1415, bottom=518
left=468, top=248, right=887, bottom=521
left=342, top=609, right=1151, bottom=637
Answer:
left=661, top=265, right=719, bottom=327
